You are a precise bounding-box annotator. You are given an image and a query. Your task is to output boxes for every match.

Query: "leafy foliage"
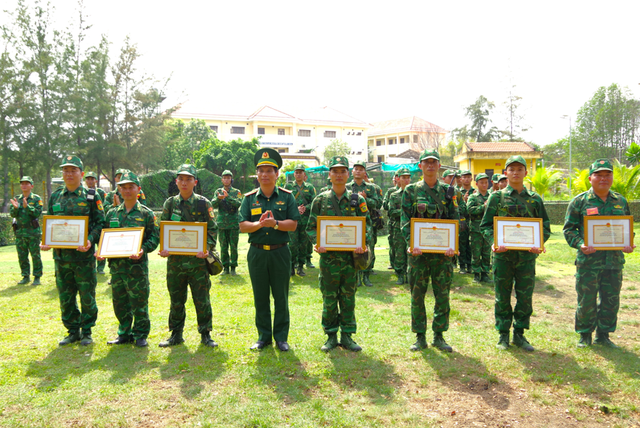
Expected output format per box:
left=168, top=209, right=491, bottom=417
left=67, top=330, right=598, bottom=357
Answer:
left=322, top=139, right=350, bottom=165
left=194, top=137, right=260, bottom=193
left=524, top=167, right=563, bottom=199
left=139, top=168, right=223, bottom=208
left=625, top=142, right=640, bottom=165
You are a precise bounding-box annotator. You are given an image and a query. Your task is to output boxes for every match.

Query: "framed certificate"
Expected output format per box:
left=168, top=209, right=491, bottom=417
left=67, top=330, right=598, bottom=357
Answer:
left=316, top=216, right=366, bottom=251
left=584, top=215, right=633, bottom=250
left=410, top=218, right=459, bottom=254
left=42, top=215, right=89, bottom=249
left=160, top=221, right=207, bottom=255
left=97, top=227, right=144, bottom=258
left=494, top=217, right=543, bottom=251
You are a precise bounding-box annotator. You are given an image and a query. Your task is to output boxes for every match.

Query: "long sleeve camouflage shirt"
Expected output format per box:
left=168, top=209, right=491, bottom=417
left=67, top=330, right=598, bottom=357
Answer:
left=466, top=191, right=490, bottom=232
left=10, top=192, right=43, bottom=237
left=211, top=185, right=243, bottom=230
left=284, top=181, right=317, bottom=225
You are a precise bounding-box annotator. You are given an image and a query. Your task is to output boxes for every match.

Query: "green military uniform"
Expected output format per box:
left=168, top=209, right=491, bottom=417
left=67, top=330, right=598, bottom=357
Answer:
left=388, top=171, right=410, bottom=284
left=284, top=165, right=317, bottom=274
left=442, top=170, right=467, bottom=271
left=306, top=156, right=372, bottom=351
left=104, top=168, right=147, bottom=213
left=48, top=156, right=106, bottom=345
left=11, top=176, right=43, bottom=283
left=382, top=173, right=400, bottom=270
left=401, top=150, right=459, bottom=351
left=480, top=156, right=550, bottom=350
left=563, top=159, right=632, bottom=347
left=368, top=179, right=384, bottom=271
left=467, top=173, right=492, bottom=282
left=104, top=172, right=159, bottom=344
left=239, top=149, right=301, bottom=346
left=211, top=170, right=242, bottom=274
left=458, top=171, right=475, bottom=273
left=85, top=172, right=108, bottom=274
left=160, top=165, right=218, bottom=343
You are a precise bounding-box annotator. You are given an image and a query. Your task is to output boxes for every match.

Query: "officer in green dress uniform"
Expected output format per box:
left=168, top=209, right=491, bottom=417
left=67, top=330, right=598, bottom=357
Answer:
left=383, top=172, right=400, bottom=271
left=41, top=155, right=105, bottom=346
left=239, top=149, right=301, bottom=352
left=563, top=159, right=636, bottom=348
left=85, top=171, right=107, bottom=274
left=10, top=176, right=43, bottom=285
left=467, top=173, right=492, bottom=283
left=158, top=164, right=219, bottom=348
left=306, top=156, right=371, bottom=352
left=284, top=164, right=317, bottom=276
left=211, top=170, right=243, bottom=275
left=99, top=172, right=159, bottom=347
left=480, top=155, right=550, bottom=351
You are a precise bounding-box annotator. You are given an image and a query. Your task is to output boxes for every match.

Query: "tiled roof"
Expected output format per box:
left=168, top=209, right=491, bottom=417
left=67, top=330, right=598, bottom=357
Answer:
left=368, top=116, right=447, bottom=136
left=464, top=142, right=536, bottom=152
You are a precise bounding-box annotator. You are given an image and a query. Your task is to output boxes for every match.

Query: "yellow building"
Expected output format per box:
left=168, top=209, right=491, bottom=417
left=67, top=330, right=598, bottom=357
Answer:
left=453, top=142, right=543, bottom=179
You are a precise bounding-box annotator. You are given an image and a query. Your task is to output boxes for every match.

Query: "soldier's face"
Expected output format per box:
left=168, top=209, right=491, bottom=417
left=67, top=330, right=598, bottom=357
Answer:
left=589, top=170, right=613, bottom=193
left=506, top=163, right=527, bottom=184
left=461, top=175, right=472, bottom=186
left=222, top=176, right=232, bottom=186
left=352, top=166, right=366, bottom=180
left=62, top=166, right=83, bottom=188
left=176, top=174, right=197, bottom=193
left=85, top=177, right=97, bottom=188
left=329, top=167, right=348, bottom=185
left=455, top=176, right=462, bottom=186
left=257, top=166, right=278, bottom=186
left=476, top=178, right=489, bottom=192
left=498, top=179, right=507, bottom=189
left=294, top=170, right=304, bottom=181
left=419, top=158, right=439, bottom=176
left=398, top=175, right=411, bottom=188
left=120, top=183, right=140, bottom=202
left=492, top=182, right=500, bottom=190
left=443, top=175, right=455, bottom=185
left=20, top=182, right=33, bottom=193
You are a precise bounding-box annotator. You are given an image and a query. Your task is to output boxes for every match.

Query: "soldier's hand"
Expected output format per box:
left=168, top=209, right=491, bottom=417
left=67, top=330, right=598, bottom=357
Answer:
left=529, top=246, right=545, bottom=254
left=77, top=241, right=91, bottom=252
left=315, top=245, right=326, bottom=253
left=22, top=197, right=28, bottom=208
left=196, top=251, right=208, bottom=258
left=114, top=194, right=120, bottom=205
left=40, top=244, right=51, bottom=251
left=217, top=190, right=228, bottom=200
left=130, top=249, right=144, bottom=260
left=492, top=244, right=507, bottom=253
left=623, top=244, right=636, bottom=253
left=444, top=248, right=455, bottom=257
left=159, top=249, right=170, bottom=257
left=359, top=191, right=367, bottom=198
left=580, top=244, right=596, bottom=255
left=298, top=205, right=305, bottom=214
left=354, top=246, right=365, bottom=254
left=410, top=247, right=422, bottom=256
left=10, top=198, right=19, bottom=208
left=96, top=255, right=105, bottom=261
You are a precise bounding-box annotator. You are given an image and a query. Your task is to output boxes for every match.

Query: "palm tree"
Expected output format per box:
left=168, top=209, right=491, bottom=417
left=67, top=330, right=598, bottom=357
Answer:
left=611, top=160, right=640, bottom=200
left=524, top=167, right=563, bottom=199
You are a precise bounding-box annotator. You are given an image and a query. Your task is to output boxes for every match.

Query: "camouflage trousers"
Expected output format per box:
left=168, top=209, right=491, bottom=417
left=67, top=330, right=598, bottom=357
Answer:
left=166, top=256, right=212, bottom=334
left=493, top=255, right=536, bottom=332
left=16, top=235, right=43, bottom=277
left=364, top=233, right=377, bottom=273
left=409, top=253, right=453, bottom=333
left=96, top=258, right=107, bottom=273
left=306, top=234, right=313, bottom=263
left=218, top=228, right=240, bottom=268
left=319, top=252, right=357, bottom=334
left=390, top=225, right=407, bottom=275
left=111, top=266, right=150, bottom=339
left=470, top=230, right=491, bottom=274
left=289, top=221, right=309, bottom=267
left=574, top=268, right=623, bottom=334
left=55, top=260, right=98, bottom=334
left=459, top=228, right=471, bottom=267
left=388, top=220, right=398, bottom=269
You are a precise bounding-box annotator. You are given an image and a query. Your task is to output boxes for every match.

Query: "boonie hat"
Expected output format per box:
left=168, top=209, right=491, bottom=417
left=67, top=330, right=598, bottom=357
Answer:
left=328, top=156, right=349, bottom=169
left=419, top=149, right=440, bottom=161
left=254, top=148, right=282, bottom=169
left=177, top=164, right=197, bottom=178
left=589, top=159, right=614, bottom=175
left=505, top=155, right=527, bottom=169
left=60, top=155, right=83, bottom=170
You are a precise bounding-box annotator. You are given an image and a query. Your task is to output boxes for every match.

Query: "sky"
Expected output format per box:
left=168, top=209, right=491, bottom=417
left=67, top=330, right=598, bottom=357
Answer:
left=3, top=0, right=640, bottom=147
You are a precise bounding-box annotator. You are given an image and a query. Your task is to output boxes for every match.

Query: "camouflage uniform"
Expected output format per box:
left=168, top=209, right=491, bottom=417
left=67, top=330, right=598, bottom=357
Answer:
left=347, top=179, right=381, bottom=275
left=11, top=189, right=43, bottom=280
left=458, top=184, right=475, bottom=271
left=284, top=177, right=316, bottom=269
left=47, top=159, right=106, bottom=339
left=467, top=189, right=491, bottom=276
left=211, top=182, right=243, bottom=269
left=85, top=172, right=108, bottom=274
left=161, top=191, right=218, bottom=334
left=563, top=185, right=631, bottom=335
left=442, top=170, right=467, bottom=269
left=105, top=196, right=159, bottom=340
left=388, top=187, right=407, bottom=278
left=480, top=184, right=551, bottom=334
left=401, top=178, right=459, bottom=335
left=383, top=182, right=400, bottom=269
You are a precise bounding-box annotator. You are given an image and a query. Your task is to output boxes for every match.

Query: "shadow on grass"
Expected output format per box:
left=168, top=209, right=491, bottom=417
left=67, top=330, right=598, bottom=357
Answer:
left=158, top=344, right=228, bottom=399
left=592, top=345, right=640, bottom=380
left=252, top=346, right=319, bottom=404
left=0, top=283, right=33, bottom=297
left=421, top=349, right=511, bottom=410
left=26, top=345, right=95, bottom=392
left=96, top=344, right=160, bottom=384
left=328, top=349, right=401, bottom=405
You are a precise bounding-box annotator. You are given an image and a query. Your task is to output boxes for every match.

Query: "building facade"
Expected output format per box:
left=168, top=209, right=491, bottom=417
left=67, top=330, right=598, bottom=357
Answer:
left=453, top=142, right=543, bottom=178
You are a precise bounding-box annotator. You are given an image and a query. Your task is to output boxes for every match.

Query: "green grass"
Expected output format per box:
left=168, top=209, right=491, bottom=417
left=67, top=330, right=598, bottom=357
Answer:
left=0, top=225, right=639, bottom=427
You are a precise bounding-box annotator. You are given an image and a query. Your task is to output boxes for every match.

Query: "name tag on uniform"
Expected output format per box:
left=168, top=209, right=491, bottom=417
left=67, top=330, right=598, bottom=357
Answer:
left=586, top=207, right=599, bottom=215
left=171, top=213, right=181, bottom=221
left=251, top=207, right=262, bottom=215
left=52, top=203, right=62, bottom=213
left=110, top=220, right=120, bottom=227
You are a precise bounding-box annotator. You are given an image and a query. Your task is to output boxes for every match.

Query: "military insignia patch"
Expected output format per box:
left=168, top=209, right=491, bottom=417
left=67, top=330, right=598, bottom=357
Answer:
left=276, top=201, right=285, bottom=205
left=154, top=215, right=159, bottom=227
left=208, top=207, right=215, bottom=218
left=262, top=152, right=269, bottom=158
left=614, top=205, right=622, bottom=209
left=96, top=200, right=104, bottom=211
left=453, top=196, right=458, bottom=207
left=237, top=192, right=242, bottom=198
left=38, top=200, right=43, bottom=206
left=586, top=207, right=598, bottom=215
left=67, top=156, right=72, bottom=160
left=78, top=202, right=87, bottom=206
left=359, top=202, right=368, bottom=213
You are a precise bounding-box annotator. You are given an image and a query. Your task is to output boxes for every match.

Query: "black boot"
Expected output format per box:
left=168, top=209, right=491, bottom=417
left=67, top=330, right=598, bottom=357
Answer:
left=290, top=265, right=296, bottom=277
left=577, top=332, right=592, bottom=348
left=222, top=267, right=230, bottom=275
left=594, top=331, right=618, bottom=348
left=201, top=332, right=218, bottom=348
left=296, top=264, right=306, bottom=276
left=473, top=273, right=481, bottom=283
left=230, top=266, right=237, bottom=276
left=159, top=330, right=185, bottom=347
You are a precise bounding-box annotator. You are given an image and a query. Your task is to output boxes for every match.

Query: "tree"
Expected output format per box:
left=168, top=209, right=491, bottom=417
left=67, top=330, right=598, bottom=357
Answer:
left=322, top=139, right=350, bottom=165
left=502, top=86, right=528, bottom=141
left=194, top=137, right=260, bottom=191
left=625, top=142, right=640, bottom=165
left=524, top=167, right=562, bottom=199
left=464, top=96, right=501, bottom=142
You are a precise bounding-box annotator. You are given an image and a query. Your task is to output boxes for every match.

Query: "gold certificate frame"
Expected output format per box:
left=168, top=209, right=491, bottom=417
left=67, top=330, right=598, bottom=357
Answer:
left=97, top=227, right=144, bottom=258
left=494, top=216, right=543, bottom=251
left=584, top=215, right=633, bottom=250
left=410, top=218, right=459, bottom=254
left=317, top=216, right=366, bottom=251
left=160, top=221, right=207, bottom=255
left=42, top=215, right=89, bottom=249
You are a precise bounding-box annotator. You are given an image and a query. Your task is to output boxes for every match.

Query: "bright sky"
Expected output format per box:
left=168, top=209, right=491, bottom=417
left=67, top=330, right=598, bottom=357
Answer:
left=4, top=0, right=640, bottom=147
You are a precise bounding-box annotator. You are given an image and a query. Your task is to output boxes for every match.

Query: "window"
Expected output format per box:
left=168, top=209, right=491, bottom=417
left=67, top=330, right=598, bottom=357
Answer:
left=298, top=129, right=311, bottom=137
left=376, top=140, right=383, bottom=146
left=389, top=138, right=395, bottom=145
left=413, top=135, right=418, bottom=143
left=278, top=128, right=285, bottom=135
left=400, top=137, right=405, bottom=144
left=231, top=126, right=245, bottom=135
left=258, top=127, right=265, bottom=135
left=209, top=125, right=218, bottom=132
left=377, top=155, right=385, bottom=163
left=324, top=130, right=336, bottom=138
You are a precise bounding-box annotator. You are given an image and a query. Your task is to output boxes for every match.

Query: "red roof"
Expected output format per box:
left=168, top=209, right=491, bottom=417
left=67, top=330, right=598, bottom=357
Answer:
left=465, top=142, right=536, bottom=152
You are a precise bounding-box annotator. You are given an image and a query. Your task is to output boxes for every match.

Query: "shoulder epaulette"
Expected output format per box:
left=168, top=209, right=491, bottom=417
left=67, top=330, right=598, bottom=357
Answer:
left=244, top=188, right=259, bottom=196
left=279, top=187, right=292, bottom=194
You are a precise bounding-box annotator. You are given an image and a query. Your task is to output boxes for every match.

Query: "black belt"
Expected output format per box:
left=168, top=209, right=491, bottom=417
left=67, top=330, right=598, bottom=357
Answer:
left=251, top=243, right=287, bottom=251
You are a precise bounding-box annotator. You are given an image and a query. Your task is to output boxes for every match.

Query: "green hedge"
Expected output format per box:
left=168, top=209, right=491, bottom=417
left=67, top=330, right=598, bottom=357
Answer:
left=544, top=200, right=639, bottom=225
left=139, top=169, right=223, bottom=209
left=0, top=214, right=15, bottom=246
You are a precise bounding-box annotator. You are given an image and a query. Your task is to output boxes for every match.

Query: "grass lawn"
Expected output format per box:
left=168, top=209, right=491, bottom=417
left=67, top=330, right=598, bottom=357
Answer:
left=0, top=225, right=639, bottom=427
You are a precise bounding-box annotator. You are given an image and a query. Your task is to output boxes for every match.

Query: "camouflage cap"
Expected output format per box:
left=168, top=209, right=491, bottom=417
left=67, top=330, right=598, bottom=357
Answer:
left=397, top=167, right=411, bottom=177
left=255, top=148, right=282, bottom=169
left=177, top=164, right=197, bottom=178
left=475, top=173, right=489, bottom=182
left=352, top=160, right=366, bottom=169
left=505, top=155, right=527, bottom=169
left=117, top=171, right=140, bottom=186
left=60, top=155, right=83, bottom=170
left=491, top=173, right=500, bottom=183
left=221, top=169, right=233, bottom=177
left=293, top=164, right=306, bottom=171
left=84, top=171, right=98, bottom=179
left=589, top=159, right=614, bottom=175
left=460, top=170, right=472, bottom=176
left=19, top=176, right=34, bottom=185
left=419, top=149, right=440, bottom=161
left=328, top=156, right=349, bottom=169
left=442, top=169, right=458, bottom=178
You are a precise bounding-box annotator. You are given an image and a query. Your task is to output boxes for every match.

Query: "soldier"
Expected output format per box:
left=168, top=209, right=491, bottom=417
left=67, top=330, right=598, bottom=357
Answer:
left=498, top=174, right=508, bottom=190
left=480, top=155, right=550, bottom=351
left=441, top=170, right=467, bottom=272
left=388, top=168, right=411, bottom=285
left=303, top=171, right=316, bottom=269
left=401, top=150, right=459, bottom=352
left=364, top=172, right=384, bottom=274
left=41, top=155, right=105, bottom=346
left=99, top=172, right=159, bottom=347
left=10, top=176, right=43, bottom=285
left=85, top=172, right=107, bottom=274
left=239, top=149, right=300, bottom=352
left=306, top=156, right=371, bottom=352
left=347, top=162, right=381, bottom=287
left=284, top=165, right=316, bottom=276
left=158, top=164, right=219, bottom=348
left=467, top=173, right=492, bottom=283
left=104, top=169, right=147, bottom=213
left=212, top=170, right=242, bottom=275
left=458, top=170, right=475, bottom=274
left=489, top=174, right=500, bottom=194
left=320, top=177, right=332, bottom=193
left=383, top=173, right=400, bottom=271
left=563, top=159, right=635, bottom=348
